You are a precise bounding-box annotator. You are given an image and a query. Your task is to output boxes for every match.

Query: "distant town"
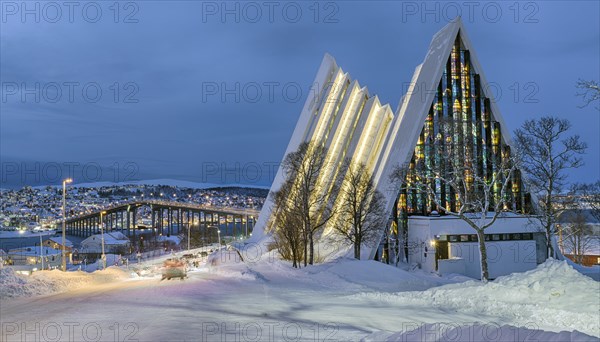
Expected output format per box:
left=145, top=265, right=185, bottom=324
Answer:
left=0, top=184, right=267, bottom=231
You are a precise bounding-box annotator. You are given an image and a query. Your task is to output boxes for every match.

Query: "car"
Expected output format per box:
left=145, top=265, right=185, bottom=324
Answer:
left=161, top=258, right=187, bottom=280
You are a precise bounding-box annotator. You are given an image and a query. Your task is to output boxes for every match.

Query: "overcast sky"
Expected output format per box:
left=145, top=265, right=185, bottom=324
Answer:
left=1, top=1, right=598, bottom=188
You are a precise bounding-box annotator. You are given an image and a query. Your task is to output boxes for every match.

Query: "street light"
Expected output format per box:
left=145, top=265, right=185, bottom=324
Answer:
left=100, top=211, right=107, bottom=270
left=39, top=231, right=44, bottom=271
left=61, top=178, right=72, bottom=271
left=207, top=225, right=221, bottom=247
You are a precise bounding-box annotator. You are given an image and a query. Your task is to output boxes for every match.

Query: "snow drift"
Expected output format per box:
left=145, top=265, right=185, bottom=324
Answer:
left=366, top=323, right=598, bottom=342
left=353, top=259, right=600, bottom=337
left=0, top=266, right=134, bottom=299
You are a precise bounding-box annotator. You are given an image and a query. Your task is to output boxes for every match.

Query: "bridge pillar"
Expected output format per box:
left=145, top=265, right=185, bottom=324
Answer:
left=178, top=208, right=183, bottom=235
left=172, top=208, right=175, bottom=236
left=120, top=210, right=124, bottom=231
left=158, top=208, right=162, bottom=236
left=132, top=207, right=137, bottom=246
left=166, top=208, right=170, bottom=236
left=158, top=208, right=163, bottom=236
left=231, top=215, right=235, bottom=238
left=126, top=210, right=130, bottom=241
left=234, top=215, right=238, bottom=238
left=151, top=209, right=155, bottom=230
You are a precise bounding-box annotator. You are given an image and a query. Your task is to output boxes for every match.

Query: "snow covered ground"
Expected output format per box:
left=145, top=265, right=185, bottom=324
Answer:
left=1, top=255, right=598, bottom=341
left=0, top=266, right=132, bottom=299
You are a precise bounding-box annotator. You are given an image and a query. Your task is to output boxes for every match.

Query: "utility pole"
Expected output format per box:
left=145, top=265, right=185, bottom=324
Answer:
left=39, top=232, right=44, bottom=271
left=100, top=211, right=107, bottom=270
left=61, top=178, right=72, bottom=271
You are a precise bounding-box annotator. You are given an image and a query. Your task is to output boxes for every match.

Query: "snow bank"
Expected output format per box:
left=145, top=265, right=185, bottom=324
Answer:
left=205, top=248, right=260, bottom=281
left=565, top=257, right=600, bottom=281
left=365, top=323, right=598, bottom=342
left=0, top=266, right=134, bottom=299
left=157, top=234, right=181, bottom=245
left=77, top=253, right=124, bottom=272
left=353, top=260, right=600, bottom=337
left=307, top=258, right=466, bottom=292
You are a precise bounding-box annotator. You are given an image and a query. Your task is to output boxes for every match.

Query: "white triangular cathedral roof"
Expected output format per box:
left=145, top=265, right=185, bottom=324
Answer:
left=370, top=17, right=517, bottom=258
left=250, top=18, right=519, bottom=260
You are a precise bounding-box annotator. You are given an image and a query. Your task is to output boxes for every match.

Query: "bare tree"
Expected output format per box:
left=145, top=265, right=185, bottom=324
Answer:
left=576, top=79, right=600, bottom=109
left=562, top=210, right=594, bottom=265
left=334, top=160, right=387, bottom=260
left=560, top=181, right=600, bottom=264
left=514, top=117, right=587, bottom=258
left=280, top=141, right=337, bottom=266
left=271, top=180, right=304, bottom=268
left=392, top=145, right=519, bottom=282
left=572, top=181, right=600, bottom=222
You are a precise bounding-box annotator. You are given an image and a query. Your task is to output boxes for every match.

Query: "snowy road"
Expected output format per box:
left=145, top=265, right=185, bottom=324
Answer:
left=2, top=258, right=599, bottom=341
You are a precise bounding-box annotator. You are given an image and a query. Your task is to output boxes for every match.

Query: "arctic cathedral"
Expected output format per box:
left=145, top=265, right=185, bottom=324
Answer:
left=252, top=18, right=547, bottom=279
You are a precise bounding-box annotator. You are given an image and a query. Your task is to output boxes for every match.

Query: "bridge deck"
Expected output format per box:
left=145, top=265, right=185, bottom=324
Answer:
left=66, top=199, right=260, bottom=223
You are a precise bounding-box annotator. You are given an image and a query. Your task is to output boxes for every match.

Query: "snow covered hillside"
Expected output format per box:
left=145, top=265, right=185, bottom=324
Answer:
left=0, top=266, right=134, bottom=298
left=1, top=256, right=598, bottom=341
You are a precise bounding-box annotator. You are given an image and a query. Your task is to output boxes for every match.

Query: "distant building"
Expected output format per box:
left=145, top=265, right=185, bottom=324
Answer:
left=558, top=210, right=600, bottom=266
left=7, top=246, right=62, bottom=269
left=43, top=237, right=74, bottom=251
left=561, top=238, right=600, bottom=267
left=80, top=232, right=130, bottom=255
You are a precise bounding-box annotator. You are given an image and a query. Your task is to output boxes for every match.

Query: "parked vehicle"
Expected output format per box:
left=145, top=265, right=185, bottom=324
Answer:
left=161, top=258, right=187, bottom=280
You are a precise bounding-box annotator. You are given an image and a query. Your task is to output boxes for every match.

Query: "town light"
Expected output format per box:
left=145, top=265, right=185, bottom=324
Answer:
left=61, top=178, right=73, bottom=272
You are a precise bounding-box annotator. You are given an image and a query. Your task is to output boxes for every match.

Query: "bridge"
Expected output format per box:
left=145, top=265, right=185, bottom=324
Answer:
left=65, top=200, right=260, bottom=245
